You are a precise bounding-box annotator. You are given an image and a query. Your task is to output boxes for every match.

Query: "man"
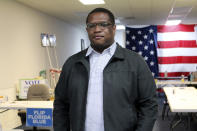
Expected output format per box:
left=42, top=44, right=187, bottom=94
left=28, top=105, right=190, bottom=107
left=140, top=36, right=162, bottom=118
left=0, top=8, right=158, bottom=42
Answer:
left=53, top=8, right=158, bottom=131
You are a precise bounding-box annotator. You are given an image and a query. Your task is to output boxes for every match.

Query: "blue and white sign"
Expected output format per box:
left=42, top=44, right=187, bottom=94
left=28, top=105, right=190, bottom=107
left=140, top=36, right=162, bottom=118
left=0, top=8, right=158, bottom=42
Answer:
left=26, top=108, right=53, bottom=127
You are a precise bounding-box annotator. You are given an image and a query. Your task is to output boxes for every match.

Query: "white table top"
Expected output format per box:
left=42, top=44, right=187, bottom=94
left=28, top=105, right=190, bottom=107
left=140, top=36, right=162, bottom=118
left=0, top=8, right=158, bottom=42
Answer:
left=163, top=87, right=197, bottom=112
left=156, top=81, right=197, bottom=85
left=0, top=101, right=53, bottom=110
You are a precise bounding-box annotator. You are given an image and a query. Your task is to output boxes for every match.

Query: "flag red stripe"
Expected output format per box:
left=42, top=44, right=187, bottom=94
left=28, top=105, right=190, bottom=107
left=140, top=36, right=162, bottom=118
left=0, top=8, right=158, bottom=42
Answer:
left=157, top=24, right=197, bottom=77
left=159, top=72, right=190, bottom=77
left=158, top=56, right=197, bottom=64
left=158, top=24, right=195, bottom=33
left=157, top=40, right=197, bottom=48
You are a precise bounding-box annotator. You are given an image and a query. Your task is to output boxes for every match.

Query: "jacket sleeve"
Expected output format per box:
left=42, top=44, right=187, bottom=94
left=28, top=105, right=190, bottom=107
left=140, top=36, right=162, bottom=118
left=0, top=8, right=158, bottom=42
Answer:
left=135, top=57, right=158, bottom=131
left=53, top=61, right=71, bottom=131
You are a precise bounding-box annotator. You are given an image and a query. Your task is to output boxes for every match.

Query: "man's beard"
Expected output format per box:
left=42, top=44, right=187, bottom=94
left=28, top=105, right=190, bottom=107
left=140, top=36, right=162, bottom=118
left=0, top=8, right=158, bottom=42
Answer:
left=90, top=41, right=114, bottom=53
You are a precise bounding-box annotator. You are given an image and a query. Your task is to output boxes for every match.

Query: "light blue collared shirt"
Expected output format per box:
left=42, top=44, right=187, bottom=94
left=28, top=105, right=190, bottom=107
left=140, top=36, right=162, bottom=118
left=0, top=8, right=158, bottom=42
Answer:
left=85, top=42, right=117, bottom=131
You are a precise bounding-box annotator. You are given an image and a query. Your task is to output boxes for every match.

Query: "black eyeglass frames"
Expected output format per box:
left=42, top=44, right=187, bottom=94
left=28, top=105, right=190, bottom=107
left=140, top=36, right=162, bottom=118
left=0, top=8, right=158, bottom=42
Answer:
left=87, top=22, right=114, bottom=29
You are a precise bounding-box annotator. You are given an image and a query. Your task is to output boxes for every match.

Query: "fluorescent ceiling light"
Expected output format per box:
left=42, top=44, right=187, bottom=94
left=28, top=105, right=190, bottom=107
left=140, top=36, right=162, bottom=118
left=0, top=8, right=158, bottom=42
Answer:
left=116, top=25, right=125, bottom=30
left=165, top=20, right=181, bottom=25
left=79, top=0, right=105, bottom=5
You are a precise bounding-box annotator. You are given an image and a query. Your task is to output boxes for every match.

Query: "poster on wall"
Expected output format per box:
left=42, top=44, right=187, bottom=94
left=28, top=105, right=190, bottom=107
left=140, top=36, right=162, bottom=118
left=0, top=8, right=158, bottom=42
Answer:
left=49, top=34, right=56, bottom=46
left=19, top=78, right=48, bottom=99
left=41, top=33, right=50, bottom=47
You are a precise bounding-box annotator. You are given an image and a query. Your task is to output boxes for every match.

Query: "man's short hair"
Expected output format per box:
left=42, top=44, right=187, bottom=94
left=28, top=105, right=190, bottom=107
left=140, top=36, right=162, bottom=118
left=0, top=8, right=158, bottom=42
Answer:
left=86, top=8, right=115, bottom=25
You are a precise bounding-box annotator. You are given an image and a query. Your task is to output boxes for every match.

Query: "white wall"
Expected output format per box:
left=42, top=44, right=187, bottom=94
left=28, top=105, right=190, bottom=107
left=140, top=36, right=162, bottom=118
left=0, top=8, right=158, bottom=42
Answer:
left=0, top=0, right=88, bottom=90
left=0, top=1, right=88, bottom=129
left=115, top=30, right=125, bottom=48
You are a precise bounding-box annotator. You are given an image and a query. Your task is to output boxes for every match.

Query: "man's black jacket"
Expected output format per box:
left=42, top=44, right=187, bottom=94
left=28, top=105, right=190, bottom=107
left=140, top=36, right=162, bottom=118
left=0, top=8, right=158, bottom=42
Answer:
left=53, top=44, right=158, bottom=131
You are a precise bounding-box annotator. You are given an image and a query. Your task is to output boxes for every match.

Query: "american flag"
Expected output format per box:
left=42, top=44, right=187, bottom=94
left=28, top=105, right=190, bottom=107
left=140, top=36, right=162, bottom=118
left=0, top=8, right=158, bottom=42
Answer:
left=126, top=26, right=159, bottom=77
left=126, top=24, right=197, bottom=77
left=157, top=24, right=197, bottom=77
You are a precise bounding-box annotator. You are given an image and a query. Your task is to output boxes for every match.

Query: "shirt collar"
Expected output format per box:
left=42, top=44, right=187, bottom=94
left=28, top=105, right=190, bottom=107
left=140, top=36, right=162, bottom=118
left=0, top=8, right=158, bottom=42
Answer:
left=86, top=42, right=117, bottom=57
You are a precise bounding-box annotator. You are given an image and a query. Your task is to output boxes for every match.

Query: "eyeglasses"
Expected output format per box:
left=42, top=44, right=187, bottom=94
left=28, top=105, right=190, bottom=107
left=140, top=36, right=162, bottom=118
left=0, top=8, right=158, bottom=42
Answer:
left=87, top=22, right=113, bottom=29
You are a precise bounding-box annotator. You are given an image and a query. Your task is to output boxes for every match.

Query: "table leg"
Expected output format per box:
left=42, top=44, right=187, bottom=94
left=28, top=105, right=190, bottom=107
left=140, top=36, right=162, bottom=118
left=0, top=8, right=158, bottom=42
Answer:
left=170, top=113, right=182, bottom=131
left=186, top=113, right=192, bottom=130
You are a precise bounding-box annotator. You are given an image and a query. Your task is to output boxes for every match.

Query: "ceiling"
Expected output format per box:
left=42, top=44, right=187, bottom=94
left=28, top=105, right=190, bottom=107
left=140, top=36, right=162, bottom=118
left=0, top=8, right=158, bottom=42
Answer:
left=16, top=0, right=197, bottom=26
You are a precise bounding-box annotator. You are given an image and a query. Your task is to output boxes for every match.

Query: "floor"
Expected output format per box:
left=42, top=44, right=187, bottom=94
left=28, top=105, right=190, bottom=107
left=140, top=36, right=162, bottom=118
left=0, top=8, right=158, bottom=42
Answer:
left=15, top=93, right=197, bottom=131
left=153, top=93, right=197, bottom=131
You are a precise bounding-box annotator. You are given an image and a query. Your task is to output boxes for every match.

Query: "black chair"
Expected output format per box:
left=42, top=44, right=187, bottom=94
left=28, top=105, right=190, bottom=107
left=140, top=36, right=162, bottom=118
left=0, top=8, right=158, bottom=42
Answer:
left=162, top=97, right=170, bottom=120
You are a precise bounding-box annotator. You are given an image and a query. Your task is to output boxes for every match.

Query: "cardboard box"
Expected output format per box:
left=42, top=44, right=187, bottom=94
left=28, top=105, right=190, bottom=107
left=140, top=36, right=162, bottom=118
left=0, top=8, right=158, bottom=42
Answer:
left=192, top=72, right=197, bottom=81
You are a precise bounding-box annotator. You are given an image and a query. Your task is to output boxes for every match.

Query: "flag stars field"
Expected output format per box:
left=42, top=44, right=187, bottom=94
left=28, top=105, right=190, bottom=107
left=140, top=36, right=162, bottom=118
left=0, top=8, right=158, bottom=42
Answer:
left=126, top=30, right=130, bottom=34
left=138, top=51, right=142, bottom=55
left=149, top=39, right=154, bottom=44
left=144, top=56, right=148, bottom=61
left=150, top=61, right=154, bottom=66
left=139, top=40, right=143, bottom=45
left=126, top=41, right=130, bottom=45
left=144, top=35, right=148, bottom=39
left=138, top=30, right=142, bottom=35
left=132, top=46, right=136, bottom=50
left=149, top=28, right=154, bottom=33
left=131, top=35, right=136, bottom=40
left=150, top=50, right=154, bottom=55
left=126, top=26, right=159, bottom=77
left=144, top=45, right=148, bottom=50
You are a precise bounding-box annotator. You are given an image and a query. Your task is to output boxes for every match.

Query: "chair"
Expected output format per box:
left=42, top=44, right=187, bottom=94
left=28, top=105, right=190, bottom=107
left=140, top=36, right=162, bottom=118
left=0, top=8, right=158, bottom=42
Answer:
left=18, top=84, right=50, bottom=131
left=27, top=84, right=50, bottom=101
left=162, top=96, right=170, bottom=120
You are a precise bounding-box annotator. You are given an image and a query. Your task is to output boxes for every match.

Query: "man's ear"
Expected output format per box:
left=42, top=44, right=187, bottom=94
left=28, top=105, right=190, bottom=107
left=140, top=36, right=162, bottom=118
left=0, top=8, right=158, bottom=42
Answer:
left=113, top=25, right=116, bottom=30
left=112, top=25, right=116, bottom=34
